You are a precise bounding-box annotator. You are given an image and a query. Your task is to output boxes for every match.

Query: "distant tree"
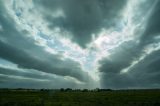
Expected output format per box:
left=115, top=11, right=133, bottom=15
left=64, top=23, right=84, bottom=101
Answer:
left=98, top=89, right=112, bottom=92
left=40, top=89, right=45, bottom=91
left=105, top=89, right=112, bottom=91
left=60, top=88, right=64, bottom=92
left=65, top=88, right=72, bottom=92
left=82, top=89, right=88, bottom=92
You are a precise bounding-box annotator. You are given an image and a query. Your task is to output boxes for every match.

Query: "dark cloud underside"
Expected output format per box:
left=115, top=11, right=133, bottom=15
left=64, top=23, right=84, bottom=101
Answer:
left=0, top=1, right=90, bottom=83
left=34, top=0, right=127, bottom=48
left=99, top=0, right=160, bottom=89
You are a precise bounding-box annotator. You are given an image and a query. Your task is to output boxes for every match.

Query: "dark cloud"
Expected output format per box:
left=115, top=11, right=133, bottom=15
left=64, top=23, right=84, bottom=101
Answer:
left=99, top=49, right=160, bottom=89
left=98, top=41, right=142, bottom=89
left=0, top=67, right=49, bottom=80
left=0, top=66, right=88, bottom=89
left=34, top=0, right=127, bottom=48
left=99, top=41, right=142, bottom=73
left=98, top=0, right=160, bottom=89
left=128, top=50, right=160, bottom=88
left=0, top=41, right=90, bottom=82
left=0, top=1, right=90, bottom=82
left=0, top=74, right=77, bottom=89
left=99, top=39, right=160, bottom=88
left=140, top=0, right=160, bottom=45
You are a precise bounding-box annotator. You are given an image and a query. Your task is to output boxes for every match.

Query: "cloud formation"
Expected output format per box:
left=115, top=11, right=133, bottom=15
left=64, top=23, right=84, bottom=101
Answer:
left=98, top=0, right=160, bottom=89
left=0, top=1, right=93, bottom=88
left=34, top=0, right=127, bottom=48
left=0, top=0, right=160, bottom=89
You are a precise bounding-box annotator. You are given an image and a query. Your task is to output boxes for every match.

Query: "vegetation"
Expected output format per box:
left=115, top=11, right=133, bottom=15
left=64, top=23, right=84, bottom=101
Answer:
left=0, top=88, right=160, bottom=106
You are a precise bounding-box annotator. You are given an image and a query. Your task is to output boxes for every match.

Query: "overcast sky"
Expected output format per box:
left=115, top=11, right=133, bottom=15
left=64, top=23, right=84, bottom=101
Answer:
left=0, top=0, right=160, bottom=89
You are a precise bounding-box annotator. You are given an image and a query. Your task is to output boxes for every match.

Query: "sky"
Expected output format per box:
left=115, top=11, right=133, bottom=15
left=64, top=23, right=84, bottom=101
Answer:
left=0, top=0, right=160, bottom=89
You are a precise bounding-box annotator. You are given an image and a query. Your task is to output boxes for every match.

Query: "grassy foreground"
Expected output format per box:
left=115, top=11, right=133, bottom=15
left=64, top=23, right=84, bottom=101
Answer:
left=0, top=89, right=160, bottom=106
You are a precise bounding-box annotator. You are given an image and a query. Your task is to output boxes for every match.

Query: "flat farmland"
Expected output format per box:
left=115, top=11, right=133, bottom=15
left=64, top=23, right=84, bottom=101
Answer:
left=0, top=89, right=160, bottom=106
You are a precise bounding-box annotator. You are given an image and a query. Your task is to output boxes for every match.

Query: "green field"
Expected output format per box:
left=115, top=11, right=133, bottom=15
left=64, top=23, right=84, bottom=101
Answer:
left=0, top=89, right=160, bottom=106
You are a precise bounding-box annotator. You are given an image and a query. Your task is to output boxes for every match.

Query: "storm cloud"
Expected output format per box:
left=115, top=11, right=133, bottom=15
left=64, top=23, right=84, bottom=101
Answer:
left=0, top=0, right=160, bottom=89
left=0, top=0, right=92, bottom=88
left=34, top=0, right=127, bottom=48
left=98, top=0, right=160, bottom=89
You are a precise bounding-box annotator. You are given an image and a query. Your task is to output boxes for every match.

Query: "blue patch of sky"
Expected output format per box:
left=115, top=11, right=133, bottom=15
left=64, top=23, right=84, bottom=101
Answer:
left=12, top=0, right=22, bottom=17
left=38, top=31, right=70, bottom=53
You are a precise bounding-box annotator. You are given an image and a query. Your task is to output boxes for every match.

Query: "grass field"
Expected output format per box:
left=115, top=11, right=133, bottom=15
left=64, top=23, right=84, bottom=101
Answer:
left=0, top=89, right=160, bottom=106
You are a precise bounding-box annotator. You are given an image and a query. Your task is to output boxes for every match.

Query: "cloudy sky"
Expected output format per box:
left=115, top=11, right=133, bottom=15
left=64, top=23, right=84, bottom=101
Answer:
left=0, top=0, right=160, bottom=89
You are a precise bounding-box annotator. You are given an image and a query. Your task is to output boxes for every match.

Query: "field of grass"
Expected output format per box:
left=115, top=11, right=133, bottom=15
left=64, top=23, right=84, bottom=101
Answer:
left=0, top=89, right=160, bottom=106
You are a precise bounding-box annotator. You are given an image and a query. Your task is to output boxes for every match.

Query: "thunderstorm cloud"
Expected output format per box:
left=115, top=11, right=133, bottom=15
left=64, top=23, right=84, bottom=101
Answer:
left=0, top=0, right=160, bottom=89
